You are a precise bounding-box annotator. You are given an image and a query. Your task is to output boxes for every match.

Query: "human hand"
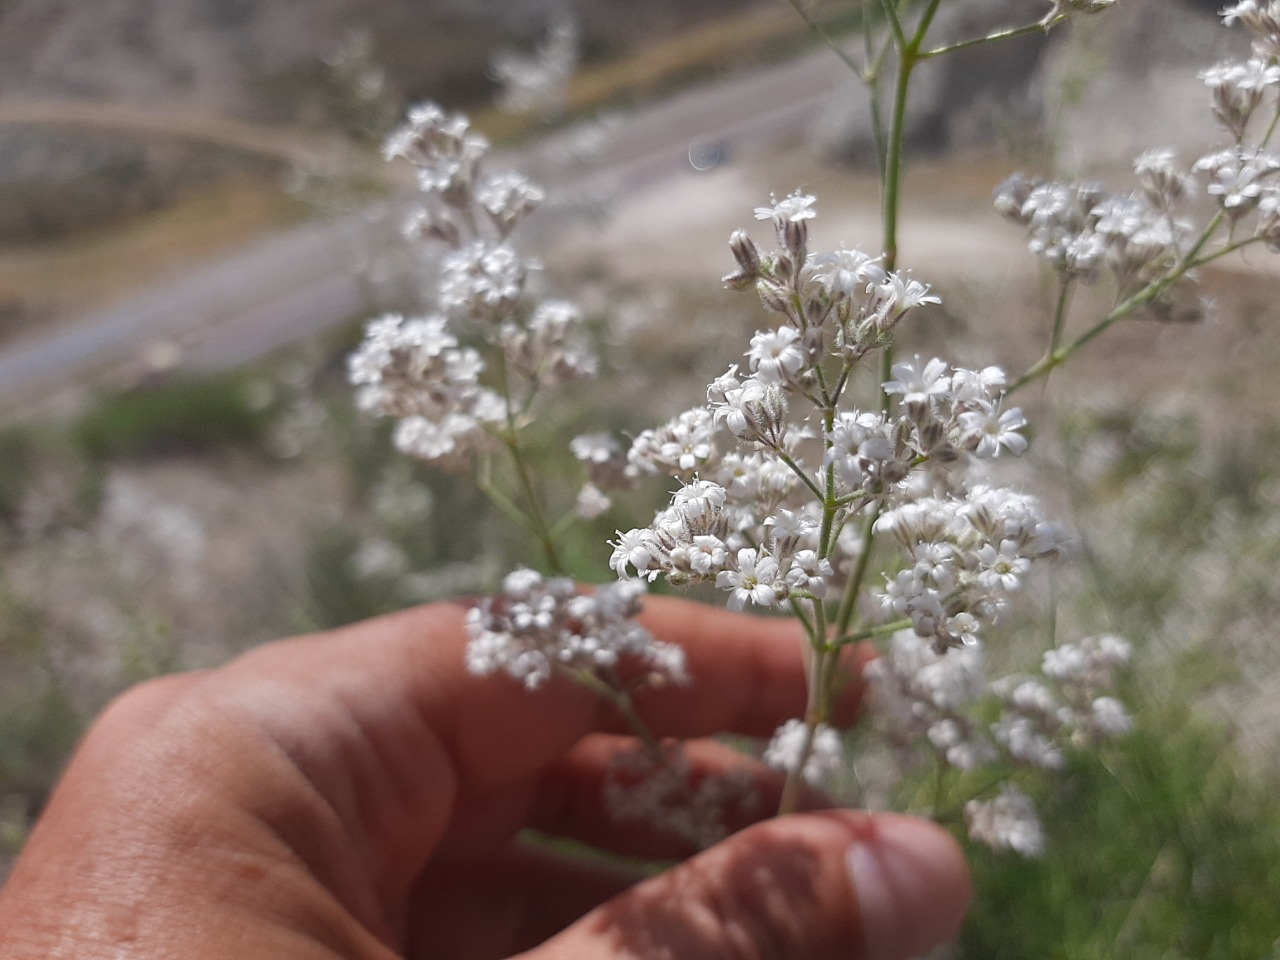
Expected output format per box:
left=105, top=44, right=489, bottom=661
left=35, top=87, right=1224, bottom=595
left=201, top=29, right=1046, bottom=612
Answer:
left=0, top=596, right=969, bottom=959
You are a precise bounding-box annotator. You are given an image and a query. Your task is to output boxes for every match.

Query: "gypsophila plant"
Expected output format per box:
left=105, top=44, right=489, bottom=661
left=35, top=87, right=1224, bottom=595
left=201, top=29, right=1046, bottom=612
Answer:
left=994, top=0, right=1280, bottom=390
left=345, top=0, right=1280, bottom=860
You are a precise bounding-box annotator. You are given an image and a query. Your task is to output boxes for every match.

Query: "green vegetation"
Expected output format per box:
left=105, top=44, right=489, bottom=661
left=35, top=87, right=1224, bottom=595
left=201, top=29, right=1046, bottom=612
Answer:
left=963, top=715, right=1280, bottom=959
left=72, top=376, right=276, bottom=461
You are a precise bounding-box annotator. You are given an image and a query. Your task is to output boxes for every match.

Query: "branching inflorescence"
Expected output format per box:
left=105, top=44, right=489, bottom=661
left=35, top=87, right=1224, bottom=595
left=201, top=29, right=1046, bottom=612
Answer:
left=999, top=1, right=1280, bottom=390
left=350, top=0, right=1280, bottom=859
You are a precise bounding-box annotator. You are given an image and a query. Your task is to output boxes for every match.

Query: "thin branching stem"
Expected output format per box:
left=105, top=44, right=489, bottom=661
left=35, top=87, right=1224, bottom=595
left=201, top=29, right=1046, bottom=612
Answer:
left=1007, top=210, right=1231, bottom=394
left=779, top=448, right=827, bottom=502
left=836, top=616, right=912, bottom=646
left=497, top=353, right=565, bottom=574
left=785, top=0, right=865, bottom=77
left=834, top=501, right=884, bottom=638
left=918, top=16, right=1065, bottom=59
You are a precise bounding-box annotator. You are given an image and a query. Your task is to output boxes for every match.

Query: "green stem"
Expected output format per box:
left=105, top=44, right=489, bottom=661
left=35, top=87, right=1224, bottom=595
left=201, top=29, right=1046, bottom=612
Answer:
left=918, top=16, right=1065, bottom=59
left=835, top=500, right=884, bottom=638
left=1007, top=211, right=1230, bottom=395
left=930, top=757, right=950, bottom=818
left=878, top=0, right=908, bottom=52
left=1263, top=97, right=1280, bottom=148
left=785, top=0, right=865, bottom=78
left=1048, top=276, right=1075, bottom=356
left=865, top=7, right=891, bottom=176
left=778, top=449, right=827, bottom=502
left=881, top=39, right=910, bottom=271
left=777, top=644, right=840, bottom=816
left=497, top=353, right=565, bottom=574
left=837, top=616, right=912, bottom=646
left=478, top=470, right=536, bottom=534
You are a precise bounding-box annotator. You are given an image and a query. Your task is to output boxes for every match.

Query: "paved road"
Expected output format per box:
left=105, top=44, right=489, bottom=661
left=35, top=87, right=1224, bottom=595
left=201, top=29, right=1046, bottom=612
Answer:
left=0, top=48, right=850, bottom=410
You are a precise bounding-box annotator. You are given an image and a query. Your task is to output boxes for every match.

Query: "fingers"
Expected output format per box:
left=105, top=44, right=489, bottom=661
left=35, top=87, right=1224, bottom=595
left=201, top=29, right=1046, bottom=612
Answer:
left=521, top=734, right=835, bottom=862
left=404, top=842, right=646, bottom=960
left=631, top=596, right=870, bottom=738
left=240, top=594, right=865, bottom=796
left=522, top=811, right=972, bottom=960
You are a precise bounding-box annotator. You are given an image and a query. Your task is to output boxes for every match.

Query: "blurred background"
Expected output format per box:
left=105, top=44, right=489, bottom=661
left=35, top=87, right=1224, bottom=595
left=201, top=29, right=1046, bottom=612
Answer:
left=1, top=0, right=1278, bottom=955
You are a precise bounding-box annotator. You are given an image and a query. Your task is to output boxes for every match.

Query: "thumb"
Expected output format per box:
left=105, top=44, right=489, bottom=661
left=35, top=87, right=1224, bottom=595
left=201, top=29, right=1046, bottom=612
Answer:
left=525, top=810, right=971, bottom=960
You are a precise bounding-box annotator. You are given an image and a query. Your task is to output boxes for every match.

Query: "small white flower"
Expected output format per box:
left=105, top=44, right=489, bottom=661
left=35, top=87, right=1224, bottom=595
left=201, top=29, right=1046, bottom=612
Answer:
left=1089, top=696, right=1133, bottom=736
left=575, top=483, right=612, bottom=519
left=611, top=528, right=660, bottom=580
left=754, top=190, right=817, bottom=224
left=965, top=786, right=1044, bottom=857
left=883, top=356, right=953, bottom=406
left=763, top=719, right=844, bottom=787
left=959, top=402, right=1029, bottom=458
left=716, top=548, right=781, bottom=610
left=808, top=246, right=883, bottom=298
left=747, top=327, right=806, bottom=384
left=976, top=539, right=1031, bottom=592
left=672, top=479, right=727, bottom=522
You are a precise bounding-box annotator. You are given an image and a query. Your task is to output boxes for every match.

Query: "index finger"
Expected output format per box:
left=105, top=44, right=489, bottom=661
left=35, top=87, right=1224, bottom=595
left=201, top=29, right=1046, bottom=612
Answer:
left=255, top=592, right=863, bottom=796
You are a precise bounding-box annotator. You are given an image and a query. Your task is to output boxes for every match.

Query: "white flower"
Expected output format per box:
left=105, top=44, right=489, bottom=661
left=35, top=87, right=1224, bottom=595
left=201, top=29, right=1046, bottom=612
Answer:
left=993, top=714, right=1065, bottom=770
left=965, top=786, right=1044, bottom=857
left=808, top=246, right=883, bottom=298
left=959, top=402, right=1029, bottom=458
left=754, top=190, right=817, bottom=224
left=976, top=539, right=1031, bottom=592
left=575, top=483, right=611, bottom=519
left=883, top=356, right=952, bottom=406
left=747, top=327, right=806, bottom=384
left=476, top=171, right=545, bottom=229
left=628, top=407, right=719, bottom=477
left=1089, top=696, right=1133, bottom=736
left=672, top=479, right=727, bottom=522
left=763, top=719, right=844, bottom=787
left=716, top=548, right=781, bottom=610
left=862, top=274, right=941, bottom=332
left=686, top=535, right=729, bottom=576
left=951, top=366, right=1007, bottom=405
left=466, top=574, right=683, bottom=690
left=610, top=528, right=661, bottom=580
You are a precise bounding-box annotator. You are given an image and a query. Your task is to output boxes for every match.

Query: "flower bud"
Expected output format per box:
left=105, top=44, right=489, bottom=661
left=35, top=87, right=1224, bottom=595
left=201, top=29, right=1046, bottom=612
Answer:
left=729, top=229, right=761, bottom=275
left=784, top=218, right=808, bottom=258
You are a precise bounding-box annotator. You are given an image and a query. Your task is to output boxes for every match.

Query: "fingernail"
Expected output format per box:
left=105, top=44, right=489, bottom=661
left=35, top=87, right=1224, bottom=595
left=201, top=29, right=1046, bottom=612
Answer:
left=846, top=815, right=972, bottom=960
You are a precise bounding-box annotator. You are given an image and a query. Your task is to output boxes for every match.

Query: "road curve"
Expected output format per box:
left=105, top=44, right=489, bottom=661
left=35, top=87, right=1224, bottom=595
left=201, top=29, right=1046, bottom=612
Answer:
left=0, top=48, right=850, bottom=410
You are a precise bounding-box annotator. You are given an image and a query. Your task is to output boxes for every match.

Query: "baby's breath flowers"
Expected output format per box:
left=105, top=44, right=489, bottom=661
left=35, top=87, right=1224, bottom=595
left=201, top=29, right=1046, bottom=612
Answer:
left=465, top=570, right=685, bottom=690
left=352, top=100, right=772, bottom=848
left=998, top=2, right=1280, bottom=390
left=349, top=0, right=1150, bottom=862
left=603, top=191, right=1111, bottom=849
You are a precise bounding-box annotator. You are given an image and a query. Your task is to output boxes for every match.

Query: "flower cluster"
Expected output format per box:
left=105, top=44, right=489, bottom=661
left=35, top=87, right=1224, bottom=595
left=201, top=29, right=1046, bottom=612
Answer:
left=995, top=633, right=1133, bottom=766
left=348, top=313, right=505, bottom=465
left=603, top=742, right=757, bottom=849
left=999, top=5, right=1280, bottom=312
left=965, top=786, right=1045, bottom=857
left=349, top=103, right=597, bottom=467
left=489, top=16, right=579, bottom=118
left=762, top=719, right=845, bottom=788
left=610, top=196, right=1052, bottom=646
left=865, top=628, right=1131, bottom=854
left=994, top=166, right=1189, bottom=293
left=876, top=482, right=1062, bottom=652
left=465, top=569, right=687, bottom=690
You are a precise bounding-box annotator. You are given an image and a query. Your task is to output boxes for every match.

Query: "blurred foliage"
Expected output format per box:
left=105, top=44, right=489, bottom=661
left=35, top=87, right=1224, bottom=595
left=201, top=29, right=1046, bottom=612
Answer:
left=962, top=711, right=1280, bottom=959
left=0, top=429, right=36, bottom=527
left=73, top=376, right=275, bottom=461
